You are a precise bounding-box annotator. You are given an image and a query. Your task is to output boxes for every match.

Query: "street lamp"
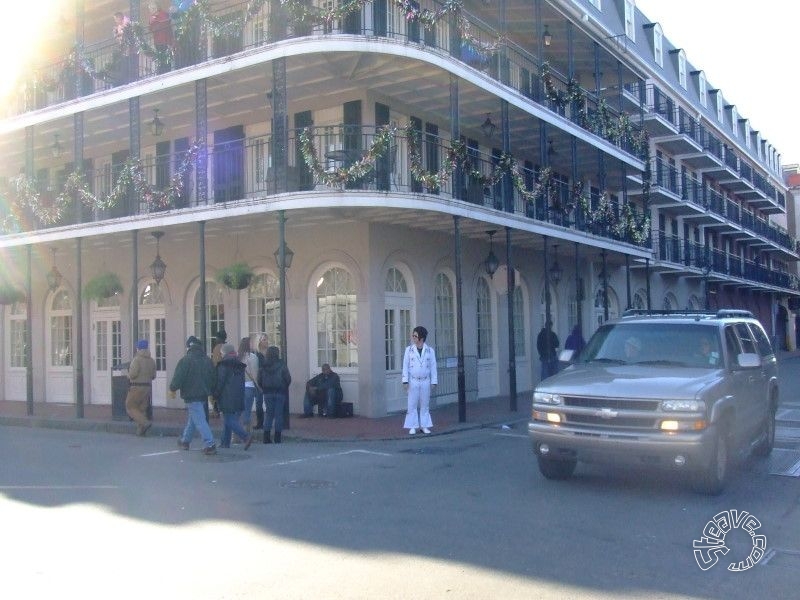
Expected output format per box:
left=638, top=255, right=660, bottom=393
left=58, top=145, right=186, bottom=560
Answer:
left=273, top=243, right=294, bottom=270
left=549, top=244, right=563, bottom=285
left=150, top=231, right=167, bottom=285
left=484, top=230, right=500, bottom=278
left=702, top=261, right=712, bottom=310
left=46, top=247, right=62, bottom=291
left=149, top=109, right=165, bottom=137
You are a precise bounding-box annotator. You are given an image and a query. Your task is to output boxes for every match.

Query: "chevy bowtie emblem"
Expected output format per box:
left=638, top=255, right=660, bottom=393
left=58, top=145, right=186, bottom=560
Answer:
left=597, top=408, right=618, bottom=418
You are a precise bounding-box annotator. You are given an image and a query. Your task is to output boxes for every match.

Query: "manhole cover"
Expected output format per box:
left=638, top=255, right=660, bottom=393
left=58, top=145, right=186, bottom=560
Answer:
left=768, top=448, right=800, bottom=477
left=280, top=480, right=334, bottom=489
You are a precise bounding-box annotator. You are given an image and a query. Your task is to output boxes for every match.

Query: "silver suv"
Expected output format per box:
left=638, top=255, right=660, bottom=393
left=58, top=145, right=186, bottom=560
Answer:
left=528, top=310, right=778, bottom=494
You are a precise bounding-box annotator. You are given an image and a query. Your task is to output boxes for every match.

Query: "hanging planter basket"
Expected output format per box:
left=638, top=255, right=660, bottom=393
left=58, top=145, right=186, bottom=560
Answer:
left=0, top=282, right=25, bottom=305
left=83, top=271, right=123, bottom=301
left=215, top=262, right=254, bottom=290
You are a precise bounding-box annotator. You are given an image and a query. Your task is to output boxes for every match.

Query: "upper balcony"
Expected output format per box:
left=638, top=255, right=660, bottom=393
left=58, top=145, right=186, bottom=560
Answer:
left=2, top=0, right=648, bottom=166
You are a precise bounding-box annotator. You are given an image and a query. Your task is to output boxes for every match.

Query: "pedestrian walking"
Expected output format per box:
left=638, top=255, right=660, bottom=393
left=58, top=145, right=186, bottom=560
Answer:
left=215, top=343, right=253, bottom=450
left=170, top=336, right=217, bottom=455
left=253, top=334, right=268, bottom=429
left=125, top=339, right=156, bottom=436
left=239, top=337, right=261, bottom=434
left=402, top=325, right=437, bottom=435
left=259, top=345, right=291, bottom=444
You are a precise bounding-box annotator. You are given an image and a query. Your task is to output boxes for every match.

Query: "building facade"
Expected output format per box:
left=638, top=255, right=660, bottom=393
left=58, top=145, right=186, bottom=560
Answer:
left=0, top=0, right=796, bottom=417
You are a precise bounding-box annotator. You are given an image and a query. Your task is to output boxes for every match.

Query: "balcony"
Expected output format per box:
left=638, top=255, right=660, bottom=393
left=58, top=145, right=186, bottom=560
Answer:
left=4, top=0, right=647, bottom=165
left=0, top=124, right=651, bottom=249
left=653, top=107, right=702, bottom=156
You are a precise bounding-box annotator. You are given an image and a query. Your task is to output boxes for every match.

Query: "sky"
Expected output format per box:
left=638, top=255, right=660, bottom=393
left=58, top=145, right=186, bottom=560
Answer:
left=635, top=0, right=800, bottom=167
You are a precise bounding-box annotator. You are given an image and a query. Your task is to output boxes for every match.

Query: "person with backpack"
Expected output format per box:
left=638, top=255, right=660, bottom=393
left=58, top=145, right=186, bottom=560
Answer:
left=259, top=345, right=291, bottom=444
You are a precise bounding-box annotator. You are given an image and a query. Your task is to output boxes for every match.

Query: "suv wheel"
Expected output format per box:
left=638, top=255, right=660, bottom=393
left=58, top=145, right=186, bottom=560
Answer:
left=754, top=406, right=776, bottom=458
left=693, top=428, right=729, bottom=495
left=537, top=455, right=577, bottom=480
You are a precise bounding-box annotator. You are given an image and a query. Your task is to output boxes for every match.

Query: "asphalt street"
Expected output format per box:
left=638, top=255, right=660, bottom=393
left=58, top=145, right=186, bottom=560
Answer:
left=2, top=392, right=799, bottom=600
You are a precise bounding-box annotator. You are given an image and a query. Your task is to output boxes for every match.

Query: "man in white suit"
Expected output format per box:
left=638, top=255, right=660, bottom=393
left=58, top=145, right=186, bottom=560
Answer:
left=402, top=325, right=438, bottom=435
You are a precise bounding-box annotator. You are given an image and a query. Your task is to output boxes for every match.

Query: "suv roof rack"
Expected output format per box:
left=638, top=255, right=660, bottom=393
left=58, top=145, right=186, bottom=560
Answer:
left=714, top=309, right=754, bottom=318
left=621, top=308, right=754, bottom=319
left=622, top=309, right=714, bottom=317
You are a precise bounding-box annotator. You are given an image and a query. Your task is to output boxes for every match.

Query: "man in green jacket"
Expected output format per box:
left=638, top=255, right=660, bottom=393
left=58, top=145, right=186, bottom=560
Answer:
left=170, top=336, right=217, bottom=455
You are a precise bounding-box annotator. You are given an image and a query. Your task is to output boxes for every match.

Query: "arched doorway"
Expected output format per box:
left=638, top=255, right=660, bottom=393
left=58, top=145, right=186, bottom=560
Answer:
left=46, top=288, right=73, bottom=403
left=383, top=265, right=415, bottom=413
left=3, top=300, right=27, bottom=401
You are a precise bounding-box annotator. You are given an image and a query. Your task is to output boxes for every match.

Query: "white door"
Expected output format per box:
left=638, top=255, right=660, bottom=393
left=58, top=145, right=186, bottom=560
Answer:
left=139, top=281, right=168, bottom=406
left=45, top=288, right=74, bottom=403
left=383, top=267, right=414, bottom=413
left=3, top=302, right=27, bottom=401
left=90, top=312, right=121, bottom=404
left=138, top=315, right=167, bottom=406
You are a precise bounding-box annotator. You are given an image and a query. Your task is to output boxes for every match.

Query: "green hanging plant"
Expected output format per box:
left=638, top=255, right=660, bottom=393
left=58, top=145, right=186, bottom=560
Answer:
left=83, top=271, right=123, bottom=301
left=215, top=262, right=254, bottom=290
left=0, top=282, right=25, bottom=305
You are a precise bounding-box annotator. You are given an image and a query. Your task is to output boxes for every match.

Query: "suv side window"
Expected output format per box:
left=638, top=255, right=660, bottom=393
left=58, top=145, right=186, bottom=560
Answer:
left=749, top=323, right=773, bottom=358
left=735, top=323, right=757, bottom=353
left=724, top=326, right=741, bottom=363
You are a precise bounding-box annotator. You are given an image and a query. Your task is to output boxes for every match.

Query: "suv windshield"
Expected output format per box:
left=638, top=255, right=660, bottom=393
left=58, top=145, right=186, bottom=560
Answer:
left=580, top=323, right=722, bottom=368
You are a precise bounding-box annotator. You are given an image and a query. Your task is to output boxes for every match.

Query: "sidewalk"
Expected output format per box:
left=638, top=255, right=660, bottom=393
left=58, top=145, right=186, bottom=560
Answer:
left=0, top=395, right=529, bottom=442
left=5, top=351, right=797, bottom=442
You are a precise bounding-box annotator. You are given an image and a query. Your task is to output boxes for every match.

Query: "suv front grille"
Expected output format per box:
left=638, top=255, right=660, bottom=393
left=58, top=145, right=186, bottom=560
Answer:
left=566, top=413, right=657, bottom=428
left=563, top=396, right=660, bottom=411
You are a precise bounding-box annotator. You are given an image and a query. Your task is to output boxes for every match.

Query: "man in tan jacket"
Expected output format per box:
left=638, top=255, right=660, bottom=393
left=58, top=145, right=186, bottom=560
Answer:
left=125, top=339, right=157, bottom=436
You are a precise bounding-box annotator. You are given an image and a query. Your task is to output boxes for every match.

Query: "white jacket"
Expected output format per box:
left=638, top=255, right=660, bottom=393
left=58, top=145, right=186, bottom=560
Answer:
left=401, top=343, right=438, bottom=385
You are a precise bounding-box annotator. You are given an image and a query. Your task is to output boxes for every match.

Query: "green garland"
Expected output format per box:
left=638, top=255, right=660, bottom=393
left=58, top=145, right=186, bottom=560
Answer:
left=1, top=141, right=201, bottom=232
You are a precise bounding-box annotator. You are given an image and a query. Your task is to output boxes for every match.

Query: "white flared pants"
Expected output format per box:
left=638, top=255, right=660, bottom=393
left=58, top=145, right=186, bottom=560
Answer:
left=403, top=380, right=433, bottom=429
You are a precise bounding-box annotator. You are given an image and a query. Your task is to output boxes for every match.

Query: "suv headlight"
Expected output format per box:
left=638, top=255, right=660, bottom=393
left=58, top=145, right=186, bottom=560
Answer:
left=661, top=399, right=704, bottom=412
left=534, top=392, right=563, bottom=405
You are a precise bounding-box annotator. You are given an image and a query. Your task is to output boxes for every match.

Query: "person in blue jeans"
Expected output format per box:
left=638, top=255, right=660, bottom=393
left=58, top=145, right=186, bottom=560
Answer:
left=259, top=346, right=291, bottom=444
left=214, top=344, right=252, bottom=450
left=302, top=363, right=342, bottom=418
left=170, top=336, right=217, bottom=455
left=239, top=337, right=260, bottom=434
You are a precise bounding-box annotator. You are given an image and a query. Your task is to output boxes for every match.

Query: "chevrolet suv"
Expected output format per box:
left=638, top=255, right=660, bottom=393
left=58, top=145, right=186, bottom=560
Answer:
left=528, top=310, right=778, bottom=494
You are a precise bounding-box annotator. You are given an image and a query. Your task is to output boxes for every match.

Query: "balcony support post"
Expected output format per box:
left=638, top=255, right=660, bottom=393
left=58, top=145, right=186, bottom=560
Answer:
left=450, top=74, right=461, bottom=200
left=195, top=79, right=208, bottom=204
left=272, top=58, right=288, bottom=193
left=453, top=216, right=466, bottom=423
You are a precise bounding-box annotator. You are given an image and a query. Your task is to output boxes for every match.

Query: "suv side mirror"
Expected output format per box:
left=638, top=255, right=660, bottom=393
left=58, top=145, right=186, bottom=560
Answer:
left=736, top=353, right=761, bottom=369
left=558, top=349, right=575, bottom=363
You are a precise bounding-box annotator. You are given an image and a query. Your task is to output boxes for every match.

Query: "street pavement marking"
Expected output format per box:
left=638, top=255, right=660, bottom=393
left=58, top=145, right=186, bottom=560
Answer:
left=267, top=449, right=391, bottom=467
left=492, top=431, right=529, bottom=439
left=141, top=450, right=181, bottom=457
left=0, top=485, right=120, bottom=490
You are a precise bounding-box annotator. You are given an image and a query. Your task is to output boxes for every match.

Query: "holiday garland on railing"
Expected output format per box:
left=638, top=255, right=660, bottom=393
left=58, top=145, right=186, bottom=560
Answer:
left=540, top=62, right=649, bottom=157
left=297, top=122, right=650, bottom=244
left=0, top=141, right=201, bottom=233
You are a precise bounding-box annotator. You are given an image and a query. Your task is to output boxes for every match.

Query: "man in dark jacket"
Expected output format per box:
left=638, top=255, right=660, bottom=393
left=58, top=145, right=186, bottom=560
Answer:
left=302, top=363, right=342, bottom=418
left=170, top=335, right=217, bottom=455
left=259, top=346, right=291, bottom=444
left=214, top=343, right=252, bottom=450
left=537, top=320, right=560, bottom=381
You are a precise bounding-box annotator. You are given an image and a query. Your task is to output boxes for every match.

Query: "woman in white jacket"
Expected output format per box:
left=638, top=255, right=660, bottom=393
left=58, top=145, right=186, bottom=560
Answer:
left=401, top=325, right=438, bottom=435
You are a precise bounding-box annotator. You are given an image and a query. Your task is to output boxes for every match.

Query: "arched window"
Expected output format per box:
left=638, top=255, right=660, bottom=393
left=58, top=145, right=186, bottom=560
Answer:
left=476, top=277, right=493, bottom=359
left=50, top=290, right=72, bottom=366
left=316, top=267, right=357, bottom=368
left=193, top=281, right=225, bottom=346
left=632, top=289, right=646, bottom=310
left=9, top=301, right=27, bottom=368
left=513, top=285, right=525, bottom=357
left=687, top=294, right=702, bottom=310
left=593, top=286, right=620, bottom=327
left=663, top=292, right=678, bottom=311
left=140, top=283, right=165, bottom=305
left=248, top=272, right=281, bottom=346
left=384, top=267, right=412, bottom=371
left=434, top=272, right=455, bottom=358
